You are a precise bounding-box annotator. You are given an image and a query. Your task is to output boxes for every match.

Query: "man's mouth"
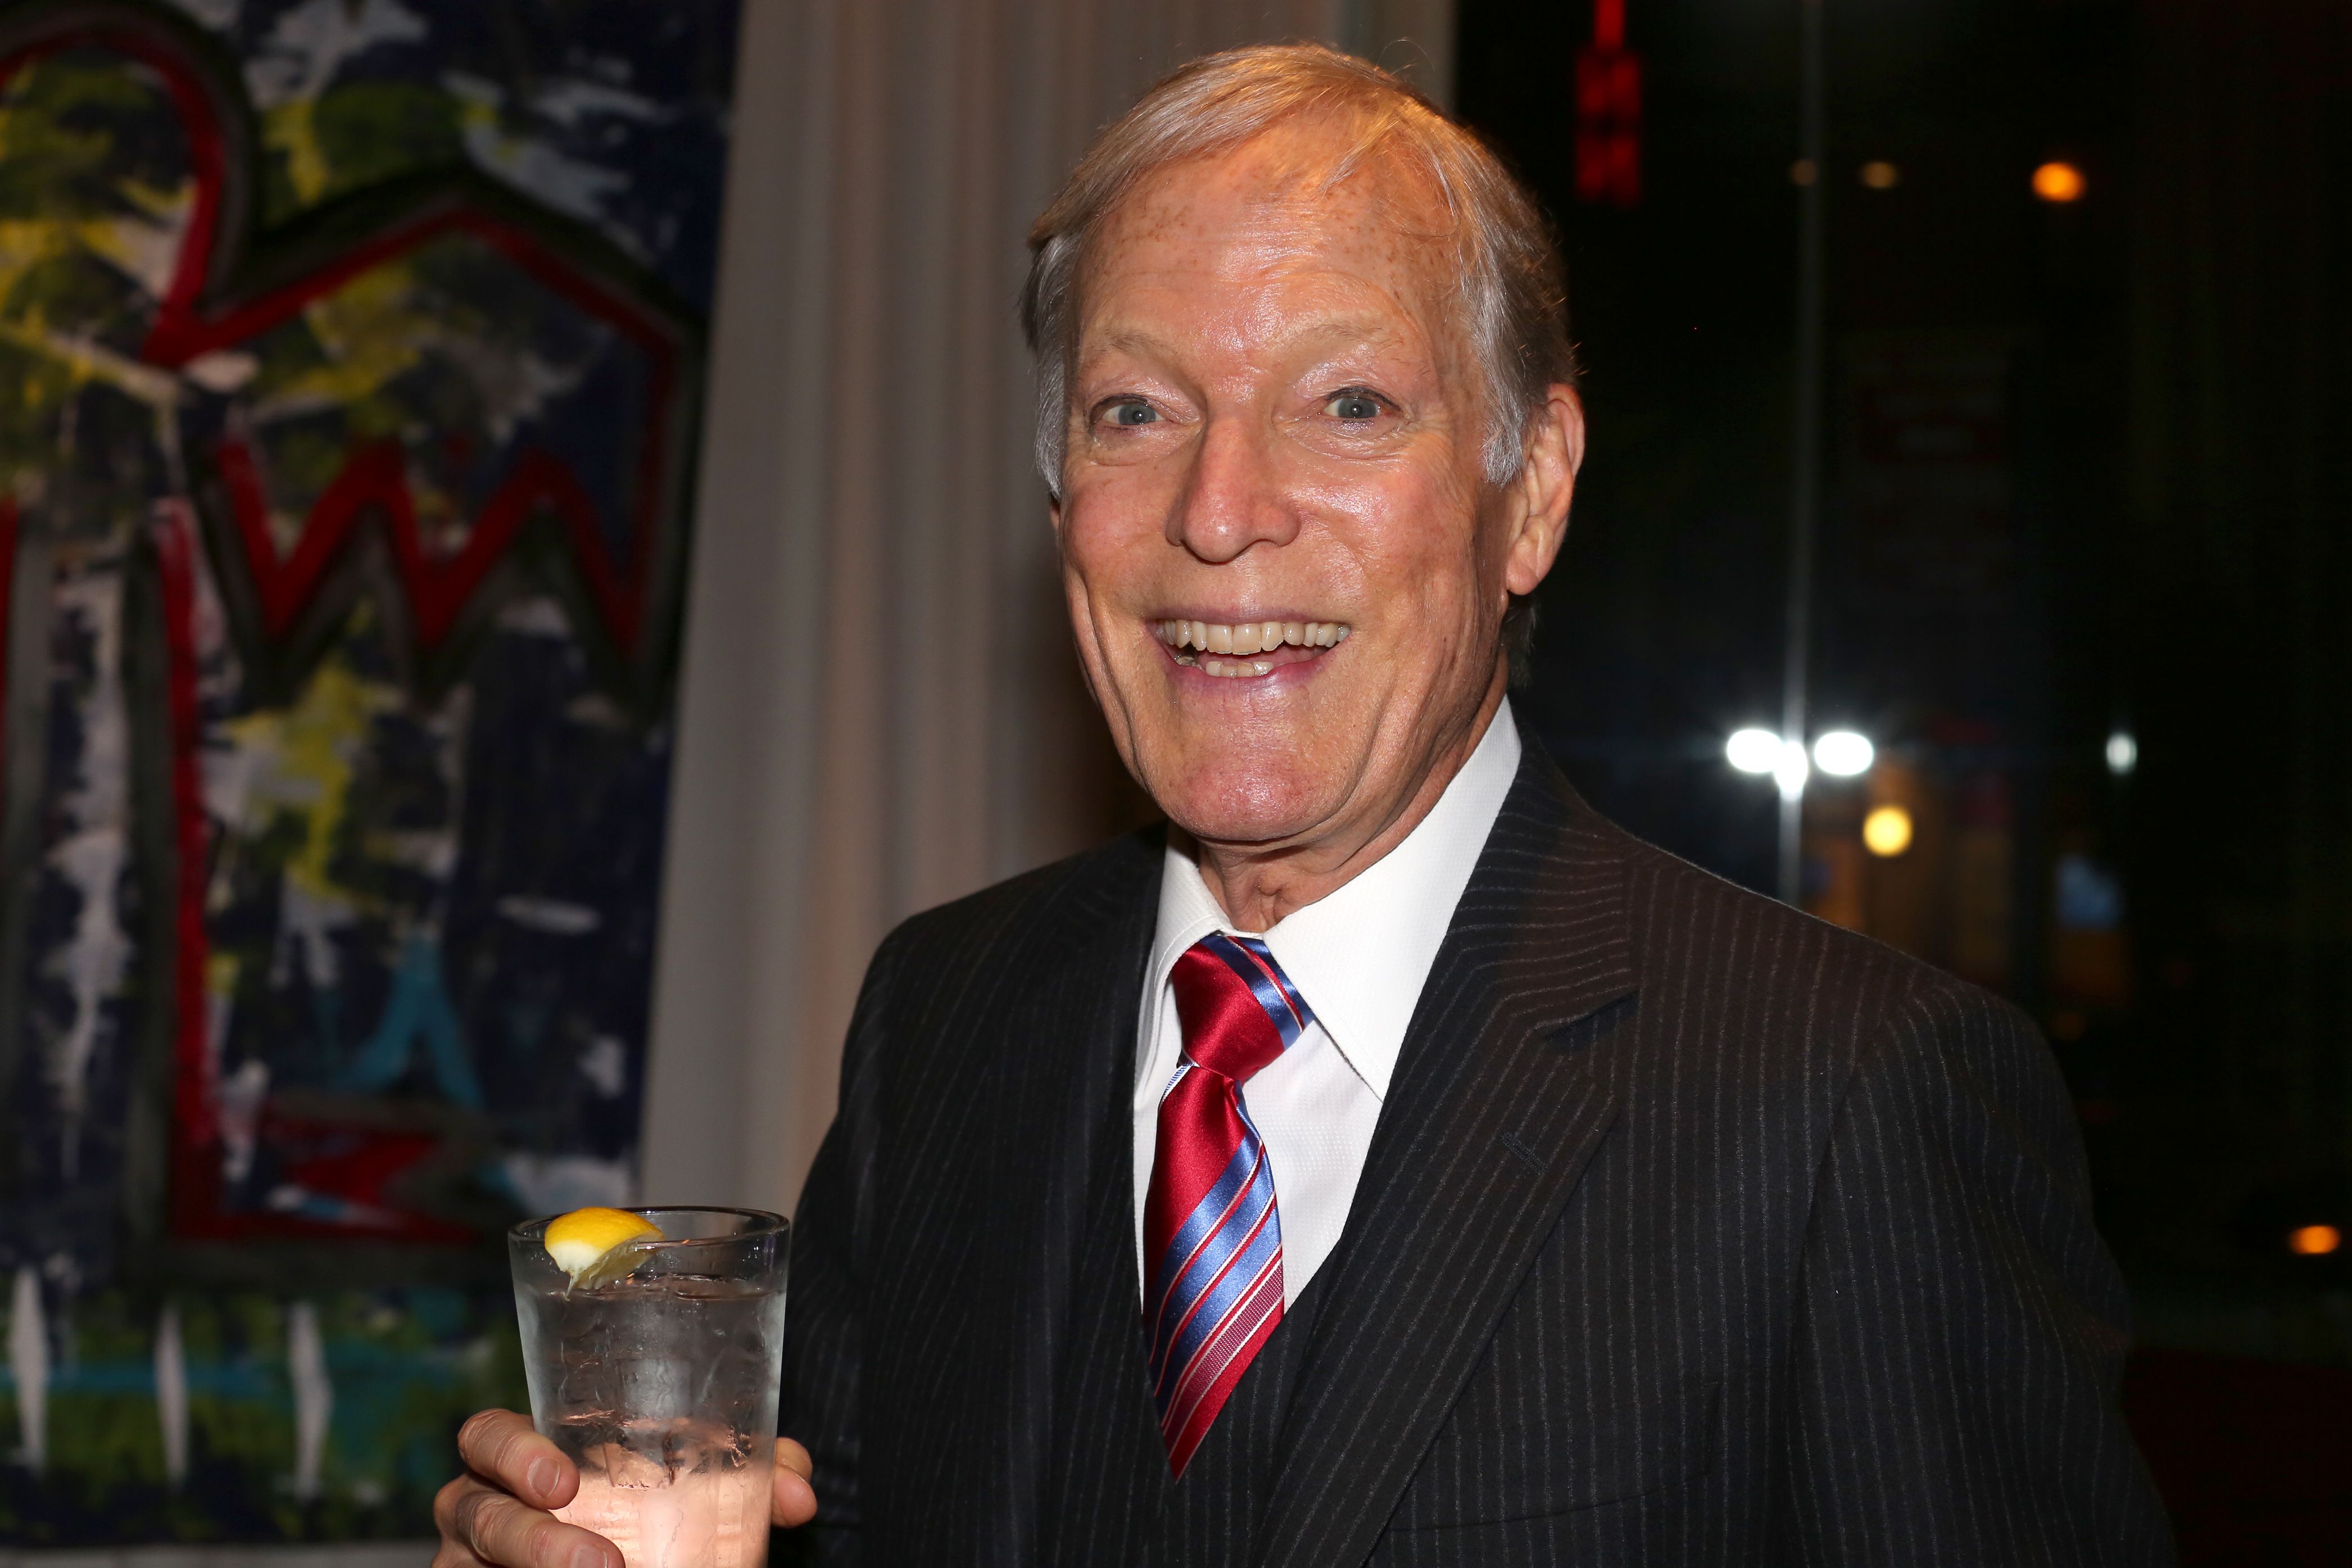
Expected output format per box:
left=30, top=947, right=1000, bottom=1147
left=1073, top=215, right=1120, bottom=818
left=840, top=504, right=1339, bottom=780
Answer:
left=1152, top=618, right=1350, bottom=679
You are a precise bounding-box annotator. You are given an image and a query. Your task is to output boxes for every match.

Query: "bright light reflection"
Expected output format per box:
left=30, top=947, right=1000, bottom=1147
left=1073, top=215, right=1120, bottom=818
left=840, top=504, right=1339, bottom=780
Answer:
left=1813, top=730, right=1875, bottom=777
left=1774, top=740, right=1810, bottom=800
left=2033, top=161, right=2087, bottom=203
left=1726, top=728, right=1783, bottom=774
left=2289, top=1224, right=2341, bottom=1257
left=2106, top=732, right=2137, bottom=776
left=1862, top=804, right=1914, bottom=857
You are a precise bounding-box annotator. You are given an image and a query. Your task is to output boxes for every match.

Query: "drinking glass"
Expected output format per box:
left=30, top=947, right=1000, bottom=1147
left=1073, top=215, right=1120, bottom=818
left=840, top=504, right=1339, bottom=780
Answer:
left=509, top=1207, right=790, bottom=1568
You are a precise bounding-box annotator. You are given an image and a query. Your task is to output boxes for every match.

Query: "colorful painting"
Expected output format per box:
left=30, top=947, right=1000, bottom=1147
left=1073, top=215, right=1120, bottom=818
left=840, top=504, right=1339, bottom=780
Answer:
left=0, top=0, right=738, bottom=1544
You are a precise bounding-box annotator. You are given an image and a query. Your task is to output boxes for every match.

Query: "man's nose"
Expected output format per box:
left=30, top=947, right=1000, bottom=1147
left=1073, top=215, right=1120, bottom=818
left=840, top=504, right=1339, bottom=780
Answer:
left=1167, top=415, right=1300, bottom=564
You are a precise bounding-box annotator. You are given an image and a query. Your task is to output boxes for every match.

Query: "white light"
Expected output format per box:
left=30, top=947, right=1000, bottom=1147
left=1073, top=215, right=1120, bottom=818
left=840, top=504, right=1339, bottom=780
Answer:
left=1812, top=730, right=1875, bottom=777
left=1774, top=739, right=1810, bottom=800
left=1727, top=728, right=1783, bottom=774
left=2105, top=732, right=2137, bottom=776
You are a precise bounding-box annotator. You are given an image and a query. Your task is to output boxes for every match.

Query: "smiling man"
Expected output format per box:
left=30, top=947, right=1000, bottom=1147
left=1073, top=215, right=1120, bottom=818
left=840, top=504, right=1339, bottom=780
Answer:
left=435, top=44, right=2170, bottom=1568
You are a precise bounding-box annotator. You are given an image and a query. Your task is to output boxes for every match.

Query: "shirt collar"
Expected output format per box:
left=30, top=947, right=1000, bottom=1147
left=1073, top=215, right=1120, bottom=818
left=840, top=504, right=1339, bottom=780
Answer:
left=1146, top=697, right=1523, bottom=1100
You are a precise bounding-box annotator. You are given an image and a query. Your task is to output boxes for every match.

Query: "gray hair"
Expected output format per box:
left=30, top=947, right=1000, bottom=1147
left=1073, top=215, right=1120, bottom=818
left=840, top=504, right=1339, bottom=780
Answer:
left=1019, top=43, right=1576, bottom=503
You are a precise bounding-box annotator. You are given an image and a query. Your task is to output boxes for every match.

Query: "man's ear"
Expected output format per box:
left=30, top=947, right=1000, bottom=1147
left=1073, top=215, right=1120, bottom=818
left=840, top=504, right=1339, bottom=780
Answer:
left=1503, top=384, right=1584, bottom=597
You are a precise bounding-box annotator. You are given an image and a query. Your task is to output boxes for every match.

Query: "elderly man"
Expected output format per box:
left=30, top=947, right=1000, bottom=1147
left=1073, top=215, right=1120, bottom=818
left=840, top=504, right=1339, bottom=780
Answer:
left=437, top=44, right=2171, bottom=1568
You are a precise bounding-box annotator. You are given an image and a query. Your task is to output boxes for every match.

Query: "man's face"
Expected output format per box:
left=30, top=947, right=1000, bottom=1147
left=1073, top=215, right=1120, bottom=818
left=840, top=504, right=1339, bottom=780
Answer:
left=1052, top=124, right=1575, bottom=860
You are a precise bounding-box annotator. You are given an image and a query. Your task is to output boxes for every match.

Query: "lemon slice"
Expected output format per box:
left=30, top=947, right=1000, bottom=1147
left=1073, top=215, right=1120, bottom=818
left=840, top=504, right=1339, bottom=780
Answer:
left=543, top=1206, right=663, bottom=1290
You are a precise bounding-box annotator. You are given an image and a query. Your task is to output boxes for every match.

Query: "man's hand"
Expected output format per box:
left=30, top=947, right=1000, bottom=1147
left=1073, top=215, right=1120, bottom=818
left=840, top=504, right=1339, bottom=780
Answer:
left=774, top=1436, right=818, bottom=1527
left=432, top=1409, right=818, bottom=1566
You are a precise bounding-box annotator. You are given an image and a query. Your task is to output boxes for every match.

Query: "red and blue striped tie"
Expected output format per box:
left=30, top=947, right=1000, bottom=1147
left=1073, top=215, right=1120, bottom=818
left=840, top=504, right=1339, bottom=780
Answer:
left=1143, top=931, right=1315, bottom=1476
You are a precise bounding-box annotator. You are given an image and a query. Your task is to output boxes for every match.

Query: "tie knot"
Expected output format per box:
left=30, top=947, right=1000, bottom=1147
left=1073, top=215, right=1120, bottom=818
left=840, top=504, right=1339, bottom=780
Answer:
left=1170, top=932, right=1315, bottom=1082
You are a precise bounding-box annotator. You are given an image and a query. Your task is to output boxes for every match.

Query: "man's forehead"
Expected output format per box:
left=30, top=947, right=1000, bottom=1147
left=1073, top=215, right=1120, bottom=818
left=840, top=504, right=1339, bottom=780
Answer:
left=1081, top=125, right=1461, bottom=341
left=1085, top=310, right=1420, bottom=369
left=1105, top=123, right=1454, bottom=252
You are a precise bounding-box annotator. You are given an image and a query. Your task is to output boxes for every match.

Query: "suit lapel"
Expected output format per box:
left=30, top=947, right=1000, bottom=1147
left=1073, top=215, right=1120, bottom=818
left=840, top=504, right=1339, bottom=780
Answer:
left=1256, top=754, right=1639, bottom=1568
left=979, top=836, right=1162, bottom=1568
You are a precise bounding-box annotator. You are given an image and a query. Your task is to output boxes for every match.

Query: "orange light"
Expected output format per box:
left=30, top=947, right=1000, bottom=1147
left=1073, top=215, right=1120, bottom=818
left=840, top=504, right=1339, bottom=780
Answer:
left=1862, top=805, right=1914, bottom=858
left=1859, top=160, right=1901, bottom=191
left=2289, top=1225, right=2341, bottom=1256
left=2032, top=161, right=2086, bottom=203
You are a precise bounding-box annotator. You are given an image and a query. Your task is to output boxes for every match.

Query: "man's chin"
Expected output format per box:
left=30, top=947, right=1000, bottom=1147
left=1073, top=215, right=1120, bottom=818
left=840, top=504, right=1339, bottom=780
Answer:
left=1152, top=775, right=1345, bottom=855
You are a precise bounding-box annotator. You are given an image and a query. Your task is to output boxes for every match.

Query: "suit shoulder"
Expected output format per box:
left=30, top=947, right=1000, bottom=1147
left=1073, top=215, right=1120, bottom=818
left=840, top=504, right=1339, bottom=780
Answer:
left=1601, top=817, right=2025, bottom=1044
left=1588, top=815, right=2064, bottom=1134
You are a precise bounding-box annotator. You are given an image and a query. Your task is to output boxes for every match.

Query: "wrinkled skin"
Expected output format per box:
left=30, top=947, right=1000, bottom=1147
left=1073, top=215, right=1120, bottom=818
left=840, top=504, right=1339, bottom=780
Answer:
left=1052, top=120, right=1582, bottom=930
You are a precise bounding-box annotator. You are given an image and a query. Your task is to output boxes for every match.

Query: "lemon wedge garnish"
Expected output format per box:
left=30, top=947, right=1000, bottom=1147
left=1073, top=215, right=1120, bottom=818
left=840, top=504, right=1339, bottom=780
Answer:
left=543, top=1206, right=663, bottom=1290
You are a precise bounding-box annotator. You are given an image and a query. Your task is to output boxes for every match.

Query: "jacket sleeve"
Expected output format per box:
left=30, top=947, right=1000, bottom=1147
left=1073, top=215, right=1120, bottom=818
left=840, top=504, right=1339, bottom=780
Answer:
left=774, top=926, right=903, bottom=1568
left=1774, top=978, right=2176, bottom=1565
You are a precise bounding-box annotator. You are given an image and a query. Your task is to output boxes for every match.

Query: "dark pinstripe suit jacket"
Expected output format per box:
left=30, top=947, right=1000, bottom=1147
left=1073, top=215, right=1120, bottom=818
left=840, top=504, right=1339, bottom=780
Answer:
left=780, top=740, right=2174, bottom=1565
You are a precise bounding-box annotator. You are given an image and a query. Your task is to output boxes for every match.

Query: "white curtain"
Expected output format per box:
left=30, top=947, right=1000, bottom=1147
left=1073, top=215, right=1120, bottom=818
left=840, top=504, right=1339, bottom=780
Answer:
left=641, top=0, right=1456, bottom=1217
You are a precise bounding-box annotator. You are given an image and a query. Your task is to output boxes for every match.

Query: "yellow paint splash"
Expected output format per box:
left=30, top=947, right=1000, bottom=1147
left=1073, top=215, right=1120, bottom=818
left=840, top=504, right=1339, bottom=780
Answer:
left=221, top=635, right=402, bottom=907
left=268, top=262, right=432, bottom=420
left=266, top=98, right=333, bottom=207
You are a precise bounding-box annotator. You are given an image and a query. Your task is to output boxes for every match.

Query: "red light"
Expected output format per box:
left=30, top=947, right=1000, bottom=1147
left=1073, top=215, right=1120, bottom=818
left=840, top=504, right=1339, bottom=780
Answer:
left=1575, top=48, right=1642, bottom=121
left=1593, top=0, right=1625, bottom=50
left=1575, top=1, right=1641, bottom=207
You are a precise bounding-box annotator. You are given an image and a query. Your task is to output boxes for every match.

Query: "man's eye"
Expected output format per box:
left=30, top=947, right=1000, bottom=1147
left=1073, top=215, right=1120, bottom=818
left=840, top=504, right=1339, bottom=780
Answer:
left=1323, top=391, right=1383, bottom=422
left=1107, top=401, right=1158, bottom=427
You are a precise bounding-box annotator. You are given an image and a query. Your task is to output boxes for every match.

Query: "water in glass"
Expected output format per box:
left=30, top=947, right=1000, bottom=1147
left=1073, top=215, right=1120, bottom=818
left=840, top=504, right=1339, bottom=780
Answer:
left=512, top=1209, right=788, bottom=1568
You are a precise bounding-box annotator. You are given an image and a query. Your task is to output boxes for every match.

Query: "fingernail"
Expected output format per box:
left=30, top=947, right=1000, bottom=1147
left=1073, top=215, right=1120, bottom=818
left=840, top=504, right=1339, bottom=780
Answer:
left=570, top=1546, right=611, bottom=1568
left=527, top=1457, right=559, bottom=1497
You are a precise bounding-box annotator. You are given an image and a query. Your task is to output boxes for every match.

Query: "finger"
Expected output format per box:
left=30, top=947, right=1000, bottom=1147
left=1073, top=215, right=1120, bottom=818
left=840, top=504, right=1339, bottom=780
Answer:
left=447, top=1480, right=620, bottom=1568
left=773, top=1437, right=818, bottom=1528
left=433, top=1475, right=487, bottom=1550
left=457, top=1409, right=578, bottom=1510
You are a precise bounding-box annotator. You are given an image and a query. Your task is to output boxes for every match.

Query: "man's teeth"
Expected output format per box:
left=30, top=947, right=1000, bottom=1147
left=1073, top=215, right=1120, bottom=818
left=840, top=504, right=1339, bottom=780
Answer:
left=1150, top=618, right=1349, bottom=678
left=1153, top=619, right=1348, bottom=654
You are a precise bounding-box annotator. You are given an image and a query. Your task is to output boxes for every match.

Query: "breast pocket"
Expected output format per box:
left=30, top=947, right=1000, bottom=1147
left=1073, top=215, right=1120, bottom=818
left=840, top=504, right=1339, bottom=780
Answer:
left=1385, top=1377, right=1722, bottom=1531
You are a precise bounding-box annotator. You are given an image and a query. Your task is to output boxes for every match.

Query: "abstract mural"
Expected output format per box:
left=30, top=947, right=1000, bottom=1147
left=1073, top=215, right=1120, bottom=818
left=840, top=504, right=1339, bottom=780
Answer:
left=0, top=0, right=738, bottom=1543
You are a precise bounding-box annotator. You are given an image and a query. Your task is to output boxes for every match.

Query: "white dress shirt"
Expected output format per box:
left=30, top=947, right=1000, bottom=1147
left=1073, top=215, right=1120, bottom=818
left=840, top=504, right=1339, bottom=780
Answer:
left=1134, top=697, right=1523, bottom=1304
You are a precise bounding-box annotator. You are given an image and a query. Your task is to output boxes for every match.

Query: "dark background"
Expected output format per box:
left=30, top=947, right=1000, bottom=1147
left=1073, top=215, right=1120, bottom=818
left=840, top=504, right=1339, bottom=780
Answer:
left=1461, top=1, right=2352, bottom=1558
